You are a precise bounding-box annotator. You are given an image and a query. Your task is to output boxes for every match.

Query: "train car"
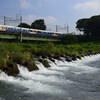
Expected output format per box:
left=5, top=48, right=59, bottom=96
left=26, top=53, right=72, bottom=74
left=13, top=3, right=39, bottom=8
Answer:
left=0, top=25, right=29, bottom=33
left=0, top=25, right=64, bottom=37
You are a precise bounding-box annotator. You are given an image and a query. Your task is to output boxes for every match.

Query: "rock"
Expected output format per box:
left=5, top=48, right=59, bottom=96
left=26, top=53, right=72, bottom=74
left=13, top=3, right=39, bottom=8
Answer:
left=48, top=54, right=55, bottom=58
left=72, top=56, right=77, bottom=61
left=42, top=56, right=47, bottom=59
left=38, top=58, right=43, bottom=63
left=43, top=60, right=51, bottom=68
left=80, top=54, right=84, bottom=57
left=23, top=60, right=38, bottom=71
left=7, top=63, right=19, bottom=76
left=53, top=55, right=61, bottom=60
left=76, top=55, right=82, bottom=59
left=66, top=56, right=72, bottom=62
left=38, top=58, right=50, bottom=68
left=61, top=54, right=66, bottom=58
left=49, top=57, right=55, bottom=63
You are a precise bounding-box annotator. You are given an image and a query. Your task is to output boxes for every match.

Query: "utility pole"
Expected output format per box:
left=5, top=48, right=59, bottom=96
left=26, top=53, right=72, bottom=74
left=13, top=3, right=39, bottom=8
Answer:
left=56, top=25, right=58, bottom=32
left=3, top=15, right=23, bottom=42
left=20, top=16, right=22, bottom=42
left=67, top=25, right=69, bottom=34
left=4, top=16, right=6, bottom=25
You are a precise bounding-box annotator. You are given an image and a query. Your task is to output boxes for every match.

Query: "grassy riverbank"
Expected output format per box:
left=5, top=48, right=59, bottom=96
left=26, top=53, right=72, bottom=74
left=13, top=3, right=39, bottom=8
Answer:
left=0, top=42, right=100, bottom=75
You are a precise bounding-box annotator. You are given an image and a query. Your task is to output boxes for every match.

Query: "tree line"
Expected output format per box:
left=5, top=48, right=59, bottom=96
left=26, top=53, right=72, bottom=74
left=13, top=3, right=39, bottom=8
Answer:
left=18, top=19, right=46, bottom=30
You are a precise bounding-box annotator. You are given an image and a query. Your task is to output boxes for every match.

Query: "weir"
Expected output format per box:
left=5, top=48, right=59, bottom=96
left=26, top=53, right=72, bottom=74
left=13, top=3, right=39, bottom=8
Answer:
left=55, top=59, right=67, bottom=65
left=35, top=61, right=46, bottom=70
left=0, top=54, right=100, bottom=100
left=45, top=59, right=57, bottom=67
left=17, top=65, right=29, bottom=76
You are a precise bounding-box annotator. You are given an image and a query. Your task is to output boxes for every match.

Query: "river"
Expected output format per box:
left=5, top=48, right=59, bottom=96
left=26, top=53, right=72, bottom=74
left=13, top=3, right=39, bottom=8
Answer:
left=0, top=54, right=100, bottom=100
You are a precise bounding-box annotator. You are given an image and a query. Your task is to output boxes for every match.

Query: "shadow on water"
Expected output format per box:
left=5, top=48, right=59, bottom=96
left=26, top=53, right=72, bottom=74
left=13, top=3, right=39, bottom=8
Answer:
left=86, top=59, right=100, bottom=68
left=0, top=81, right=28, bottom=100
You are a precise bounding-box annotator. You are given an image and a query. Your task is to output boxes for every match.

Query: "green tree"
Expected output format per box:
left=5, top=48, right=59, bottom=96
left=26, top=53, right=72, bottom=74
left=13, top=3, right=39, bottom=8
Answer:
left=76, top=15, right=100, bottom=36
left=76, top=18, right=90, bottom=35
left=31, top=19, right=46, bottom=30
left=87, top=15, right=100, bottom=36
left=18, top=23, right=30, bottom=28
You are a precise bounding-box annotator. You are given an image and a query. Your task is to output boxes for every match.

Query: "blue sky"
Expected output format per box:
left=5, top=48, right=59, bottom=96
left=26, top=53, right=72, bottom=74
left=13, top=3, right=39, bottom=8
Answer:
left=0, top=0, right=100, bottom=33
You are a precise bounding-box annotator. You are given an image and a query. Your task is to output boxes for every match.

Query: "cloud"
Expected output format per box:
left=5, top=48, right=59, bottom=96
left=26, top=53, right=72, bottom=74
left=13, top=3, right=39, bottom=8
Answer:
left=23, top=14, right=37, bottom=24
left=74, top=0, right=100, bottom=11
left=20, top=0, right=42, bottom=9
left=20, top=0, right=34, bottom=9
left=23, top=15, right=57, bottom=25
left=45, top=16, right=57, bottom=24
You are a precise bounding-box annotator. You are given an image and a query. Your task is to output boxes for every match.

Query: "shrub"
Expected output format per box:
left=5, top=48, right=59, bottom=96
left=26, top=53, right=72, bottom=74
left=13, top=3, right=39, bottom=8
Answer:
left=61, top=35, right=78, bottom=44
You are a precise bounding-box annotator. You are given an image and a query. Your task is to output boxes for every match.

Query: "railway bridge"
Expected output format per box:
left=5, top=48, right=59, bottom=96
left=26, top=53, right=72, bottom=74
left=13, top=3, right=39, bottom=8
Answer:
left=0, top=31, right=60, bottom=42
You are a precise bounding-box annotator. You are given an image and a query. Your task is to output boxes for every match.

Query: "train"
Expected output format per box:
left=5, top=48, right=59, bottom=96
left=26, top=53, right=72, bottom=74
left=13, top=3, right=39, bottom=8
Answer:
left=0, top=25, right=66, bottom=37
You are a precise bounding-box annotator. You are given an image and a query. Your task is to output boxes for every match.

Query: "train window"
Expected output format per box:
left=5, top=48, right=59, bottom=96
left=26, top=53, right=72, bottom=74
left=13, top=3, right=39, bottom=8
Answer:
left=37, top=31, right=42, bottom=33
left=14, top=28, right=17, bottom=30
left=8, top=27, right=10, bottom=29
left=29, top=30, right=32, bottom=32
left=9, top=28, right=13, bottom=30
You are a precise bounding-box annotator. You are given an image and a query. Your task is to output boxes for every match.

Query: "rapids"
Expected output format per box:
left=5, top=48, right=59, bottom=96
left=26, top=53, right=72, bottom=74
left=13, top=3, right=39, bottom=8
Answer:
left=0, top=54, right=100, bottom=100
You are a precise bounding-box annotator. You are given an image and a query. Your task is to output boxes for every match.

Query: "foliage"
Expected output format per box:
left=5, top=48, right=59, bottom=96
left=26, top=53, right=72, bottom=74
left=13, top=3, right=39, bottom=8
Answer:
left=76, top=15, right=100, bottom=36
left=77, top=35, right=100, bottom=43
left=76, top=18, right=90, bottom=35
left=61, top=35, right=78, bottom=44
left=18, top=23, right=31, bottom=28
left=31, top=19, right=46, bottom=30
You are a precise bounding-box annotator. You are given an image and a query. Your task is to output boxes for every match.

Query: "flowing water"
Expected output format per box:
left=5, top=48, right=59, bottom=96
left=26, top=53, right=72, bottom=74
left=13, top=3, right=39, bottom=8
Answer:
left=0, top=54, right=100, bottom=100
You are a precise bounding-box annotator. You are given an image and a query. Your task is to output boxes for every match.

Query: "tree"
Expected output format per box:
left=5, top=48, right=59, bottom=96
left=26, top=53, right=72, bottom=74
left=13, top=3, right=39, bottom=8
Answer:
left=18, top=23, right=30, bottom=28
left=87, top=15, right=100, bottom=36
left=76, top=18, right=90, bottom=35
left=31, top=19, right=46, bottom=30
left=76, top=15, right=100, bottom=36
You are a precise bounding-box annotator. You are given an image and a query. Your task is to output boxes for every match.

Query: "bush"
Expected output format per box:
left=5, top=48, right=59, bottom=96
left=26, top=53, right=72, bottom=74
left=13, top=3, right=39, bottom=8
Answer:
left=61, top=35, right=78, bottom=44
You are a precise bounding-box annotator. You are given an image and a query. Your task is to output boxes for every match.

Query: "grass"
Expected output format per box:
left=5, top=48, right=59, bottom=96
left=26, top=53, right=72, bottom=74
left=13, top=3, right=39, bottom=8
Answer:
left=0, top=41, right=100, bottom=68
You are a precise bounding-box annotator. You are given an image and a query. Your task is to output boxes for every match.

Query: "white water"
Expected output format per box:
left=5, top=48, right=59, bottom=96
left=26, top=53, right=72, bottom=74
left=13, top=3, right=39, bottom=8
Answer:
left=0, top=54, right=100, bottom=100
left=45, top=59, right=57, bottom=67
left=35, top=61, right=46, bottom=70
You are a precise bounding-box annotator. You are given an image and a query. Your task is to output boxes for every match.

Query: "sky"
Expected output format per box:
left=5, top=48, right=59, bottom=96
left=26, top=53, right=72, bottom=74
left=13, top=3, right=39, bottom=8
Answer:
left=0, top=0, right=100, bottom=33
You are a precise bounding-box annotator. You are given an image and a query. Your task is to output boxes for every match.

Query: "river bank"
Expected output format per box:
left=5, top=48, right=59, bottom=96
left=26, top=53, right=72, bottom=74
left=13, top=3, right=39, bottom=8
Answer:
left=0, top=42, right=100, bottom=76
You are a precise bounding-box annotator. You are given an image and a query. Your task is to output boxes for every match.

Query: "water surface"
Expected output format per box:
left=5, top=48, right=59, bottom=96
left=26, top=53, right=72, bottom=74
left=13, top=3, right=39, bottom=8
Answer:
left=0, top=54, right=100, bottom=100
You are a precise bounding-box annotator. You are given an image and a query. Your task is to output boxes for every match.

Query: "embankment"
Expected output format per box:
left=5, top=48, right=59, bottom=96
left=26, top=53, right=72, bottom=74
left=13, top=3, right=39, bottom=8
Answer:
left=0, top=42, right=100, bottom=76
